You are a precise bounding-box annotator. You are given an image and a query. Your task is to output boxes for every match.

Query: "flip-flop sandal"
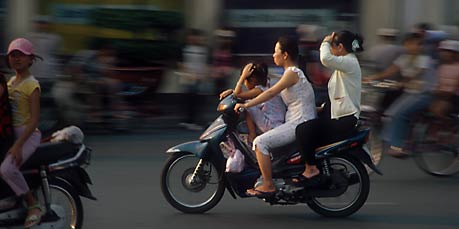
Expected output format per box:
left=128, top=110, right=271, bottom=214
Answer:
left=246, top=188, right=276, bottom=198
left=386, top=148, right=410, bottom=159
left=290, top=175, right=321, bottom=188
left=24, top=204, right=44, bottom=229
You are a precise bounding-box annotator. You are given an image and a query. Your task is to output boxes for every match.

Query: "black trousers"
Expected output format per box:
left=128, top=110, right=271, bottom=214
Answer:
left=296, top=102, right=357, bottom=165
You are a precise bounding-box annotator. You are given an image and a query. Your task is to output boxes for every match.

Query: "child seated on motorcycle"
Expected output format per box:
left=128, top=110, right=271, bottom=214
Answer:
left=0, top=38, right=43, bottom=228
left=429, top=40, right=459, bottom=118
left=220, top=63, right=286, bottom=145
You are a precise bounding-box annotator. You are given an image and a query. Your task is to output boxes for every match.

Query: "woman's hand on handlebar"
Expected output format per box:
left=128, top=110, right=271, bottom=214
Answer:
left=234, top=103, right=246, bottom=113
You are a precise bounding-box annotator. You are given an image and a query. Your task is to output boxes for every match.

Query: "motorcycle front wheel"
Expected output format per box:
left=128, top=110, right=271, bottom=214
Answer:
left=37, top=178, right=84, bottom=229
left=307, top=155, right=370, bottom=217
left=161, top=152, right=225, bottom=213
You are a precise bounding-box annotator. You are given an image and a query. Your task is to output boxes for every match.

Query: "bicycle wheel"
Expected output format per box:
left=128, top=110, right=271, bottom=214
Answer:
left=366, top=126, right=383, bottom=174
left=413, top=120, right=459, bottom=176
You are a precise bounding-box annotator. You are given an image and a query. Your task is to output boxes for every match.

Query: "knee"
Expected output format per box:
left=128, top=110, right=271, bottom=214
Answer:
left=0, top=163, right=10, bottom=178
left=0, top=162, right=17, bottom=178
left=253, top=138, right=269, bottom=156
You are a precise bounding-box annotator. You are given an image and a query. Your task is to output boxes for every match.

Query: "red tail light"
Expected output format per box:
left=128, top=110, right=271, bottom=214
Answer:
left=287, top=155, right=302, bottom=165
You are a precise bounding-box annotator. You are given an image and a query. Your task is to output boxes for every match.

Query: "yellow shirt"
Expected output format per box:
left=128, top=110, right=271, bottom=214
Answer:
left=7, top=76, right=40, bottom=127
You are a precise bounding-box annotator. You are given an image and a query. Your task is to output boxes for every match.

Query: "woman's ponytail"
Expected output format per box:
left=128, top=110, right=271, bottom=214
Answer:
left=335, top=31, right=365, bottom=53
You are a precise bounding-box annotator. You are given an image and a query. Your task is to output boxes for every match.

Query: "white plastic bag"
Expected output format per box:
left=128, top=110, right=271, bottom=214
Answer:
left=50, top=125, right=84, bottom=144
left=225, top=149, right=245, bottom=173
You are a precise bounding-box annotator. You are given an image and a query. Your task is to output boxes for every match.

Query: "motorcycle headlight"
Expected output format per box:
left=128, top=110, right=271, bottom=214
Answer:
left=217, top=103, right=228, bottom=112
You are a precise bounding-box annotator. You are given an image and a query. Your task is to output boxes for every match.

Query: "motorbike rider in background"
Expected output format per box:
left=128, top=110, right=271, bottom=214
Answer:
left=365, top=33, right=435, bottom=157
left=0, top=38, right=43, bottom=228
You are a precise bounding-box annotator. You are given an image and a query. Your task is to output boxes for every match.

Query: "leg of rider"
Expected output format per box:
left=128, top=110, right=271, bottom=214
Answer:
left=0, top=127, right=41, bottom=226
left=388, top=93, right=432, bottom=151
left=0, top=128, right=41, bottom=196
left=295, top=119, right=320, bottom=178
left=252, top=147, right=275, bottom=193
left=248, top=122, right=297, bottom=194
left=244, top=111, right=258, bottom=145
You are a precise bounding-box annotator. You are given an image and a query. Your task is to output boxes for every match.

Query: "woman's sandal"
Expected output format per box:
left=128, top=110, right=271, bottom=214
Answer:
left=386, top=146, right=410, bottom=159
left=290, top=174, right=322, bottom=187
left=24, top=204, right=44, bottom=228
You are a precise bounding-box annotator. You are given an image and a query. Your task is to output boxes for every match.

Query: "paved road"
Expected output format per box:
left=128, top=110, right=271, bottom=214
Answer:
left=81, top=130, right=459, bottom=229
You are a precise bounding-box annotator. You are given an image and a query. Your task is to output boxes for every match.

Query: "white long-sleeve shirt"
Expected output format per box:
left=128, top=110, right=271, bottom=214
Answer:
left=320, top=42, right=361, bottom=119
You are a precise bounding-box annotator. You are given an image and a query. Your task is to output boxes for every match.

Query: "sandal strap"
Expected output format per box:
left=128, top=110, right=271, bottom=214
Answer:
left=27, top=203, right=43, bottom=211
left=24, top=205, right=44, bottom=228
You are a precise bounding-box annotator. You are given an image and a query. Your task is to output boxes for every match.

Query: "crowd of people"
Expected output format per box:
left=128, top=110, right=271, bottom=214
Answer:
left=1, top=18, right=458, bottom=220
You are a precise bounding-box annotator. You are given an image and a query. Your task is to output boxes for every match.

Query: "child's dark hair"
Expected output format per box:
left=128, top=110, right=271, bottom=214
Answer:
left=402, top=32, right=423, bottom=43
left=243, top=62, right=268, bottom=86
left=277, top=36, right=299, bottom=61
left=4, top=55, right=42, bottom=69
left=333, top=30, right=364, bottom=53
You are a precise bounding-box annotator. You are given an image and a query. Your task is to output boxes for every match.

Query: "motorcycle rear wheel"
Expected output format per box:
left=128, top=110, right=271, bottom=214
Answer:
left=161, top=152, right=225, bottom=213
left=307, top=155, right=370, bottom=217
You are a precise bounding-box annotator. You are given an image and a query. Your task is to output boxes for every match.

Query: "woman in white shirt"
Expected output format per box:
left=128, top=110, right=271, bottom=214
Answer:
left=295, top=31, right=364, bottom=181
left=235, top=36, right=317, bottom=197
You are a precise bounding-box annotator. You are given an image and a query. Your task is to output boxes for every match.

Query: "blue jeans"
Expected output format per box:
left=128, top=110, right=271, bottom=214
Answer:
left=383, top=92, right=433, bottom=148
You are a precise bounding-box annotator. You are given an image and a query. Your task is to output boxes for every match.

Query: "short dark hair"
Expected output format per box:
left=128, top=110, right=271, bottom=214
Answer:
left=277, top=36, right=299, bottom=62
left=333, top=30, right=364, bottom=53
left=5, top=54, right=41, bottom=69
left=242, top=62, right=268, bottom=86
left=403, top=32, right=423, bottom=43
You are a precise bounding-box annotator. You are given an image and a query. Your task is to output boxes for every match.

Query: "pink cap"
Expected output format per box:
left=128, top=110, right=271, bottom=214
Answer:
left=7, top=38, right=34, bottom=55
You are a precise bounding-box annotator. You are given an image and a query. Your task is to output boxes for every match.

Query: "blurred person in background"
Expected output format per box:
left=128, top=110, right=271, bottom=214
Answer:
left=211, top=29, right=235, bottom=95
left=1, top=38, right=43, bottom=228
left=365, top=33, right=435, bottom=158
left=26, top=15, right=62, bottom=93
left=50, top=50, right=88, bottom=126
left=297, top=24, right=329, bottom=87
left=78, top=41, right=122, bottom=122
left=296, top=31, right=364, bottom=181
left=363, top=28, right=405, bottom=114
left=220, top=62, right=286, bottom=145
left=178, top=29, right=209, bottom=131
left=428, top=40, right=459, bottom=120
left=364, top=28, right=404, bottom=73
left=52, top=40, right=122, bottom=124
left=412, top=22, right=448, bottom=64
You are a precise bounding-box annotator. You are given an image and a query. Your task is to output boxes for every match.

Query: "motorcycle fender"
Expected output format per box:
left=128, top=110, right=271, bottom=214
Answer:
left=350, top=147, right=383, bottom=175
left=55, top=168, right=97, bottom=200
left=166, top=141, right=209, bottom=158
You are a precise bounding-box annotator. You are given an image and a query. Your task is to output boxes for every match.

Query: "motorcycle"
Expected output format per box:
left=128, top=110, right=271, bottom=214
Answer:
left=0, top=141, right=95, bottom=228
left=161, top=95, right=382, bottom=217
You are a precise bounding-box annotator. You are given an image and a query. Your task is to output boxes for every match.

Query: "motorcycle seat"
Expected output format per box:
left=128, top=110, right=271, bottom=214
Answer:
left=314, top=140, right=347, bottom=153
left=21, top=142, right=81, bottom=170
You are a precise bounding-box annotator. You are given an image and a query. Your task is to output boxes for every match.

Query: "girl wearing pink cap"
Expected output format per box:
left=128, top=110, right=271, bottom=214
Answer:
left=0, top=38, right=43, bottom=228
